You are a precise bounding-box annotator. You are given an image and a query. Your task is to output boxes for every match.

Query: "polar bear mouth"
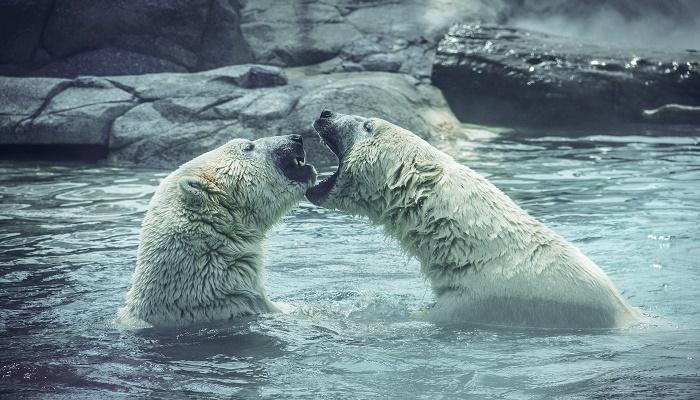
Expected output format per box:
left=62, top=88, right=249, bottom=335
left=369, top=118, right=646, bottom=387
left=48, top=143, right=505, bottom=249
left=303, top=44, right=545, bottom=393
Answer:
left=279, top=155, right=315, bottom=184
left=274, top=141, right=316, bottom=185
left=306, top=118, right=342, bottom=205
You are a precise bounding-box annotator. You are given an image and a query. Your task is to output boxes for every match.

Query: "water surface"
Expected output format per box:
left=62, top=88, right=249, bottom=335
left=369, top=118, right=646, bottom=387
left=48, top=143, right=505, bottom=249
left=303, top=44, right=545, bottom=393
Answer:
left=1, top=131, right=699, bottom=398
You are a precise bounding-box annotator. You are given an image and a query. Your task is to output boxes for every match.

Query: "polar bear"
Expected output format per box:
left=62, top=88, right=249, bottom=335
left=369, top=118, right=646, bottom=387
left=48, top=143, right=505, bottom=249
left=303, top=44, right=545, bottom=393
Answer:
left=306, top=110, right=640, bottom=328
left=120, top=135, right=316, bottom=327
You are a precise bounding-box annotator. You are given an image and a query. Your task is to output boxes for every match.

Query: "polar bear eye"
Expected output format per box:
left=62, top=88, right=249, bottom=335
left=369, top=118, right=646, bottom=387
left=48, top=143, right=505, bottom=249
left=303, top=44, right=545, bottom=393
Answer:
left=242, top=143, right=254, bottom=152
left=363, top=120, right=373, bottom=133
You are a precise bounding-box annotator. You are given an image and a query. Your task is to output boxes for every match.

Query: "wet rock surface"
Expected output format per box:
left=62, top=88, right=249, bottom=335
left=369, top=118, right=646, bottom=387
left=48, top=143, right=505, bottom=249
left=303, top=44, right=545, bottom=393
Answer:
left=0, top=65, right=462, bottom=167
left=0, top=0, right=252, bottom=77
left=643, top=104, right=700, bottom=125
left=432, top=24, right=700, bottom=128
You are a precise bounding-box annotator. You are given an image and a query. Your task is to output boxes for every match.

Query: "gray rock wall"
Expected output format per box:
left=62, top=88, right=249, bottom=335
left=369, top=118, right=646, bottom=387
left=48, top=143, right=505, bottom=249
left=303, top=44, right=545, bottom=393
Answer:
left=0, top=0, right=490, bottom=79
left=0, top=0, right=252, bottom=77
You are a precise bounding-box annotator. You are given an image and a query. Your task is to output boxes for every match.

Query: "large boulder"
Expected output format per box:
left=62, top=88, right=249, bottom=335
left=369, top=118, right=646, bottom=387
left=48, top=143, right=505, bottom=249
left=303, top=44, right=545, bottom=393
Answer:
left=0, top=0, right=252, bottom=77
left=0, top=77, right=71, bottom=138
left=431, top=24, right=700, bottom=128
left=0, top=65, right=464, bottom=167
left=108, top=69, right=462, bottom=167
left=0, top=0, right=54, bottom=65
left=15, top=77, right=137, bottom=146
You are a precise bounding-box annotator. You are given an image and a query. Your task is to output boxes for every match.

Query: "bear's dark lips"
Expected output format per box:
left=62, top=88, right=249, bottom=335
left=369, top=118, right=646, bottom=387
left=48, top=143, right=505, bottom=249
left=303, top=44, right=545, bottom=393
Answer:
left=305, top=169, right=338, bottom=205
left=306, top=119, right=342, bottom=205
left=312, top=118, right=344, bottom=159
left=319, top=134, right=341, bottom=159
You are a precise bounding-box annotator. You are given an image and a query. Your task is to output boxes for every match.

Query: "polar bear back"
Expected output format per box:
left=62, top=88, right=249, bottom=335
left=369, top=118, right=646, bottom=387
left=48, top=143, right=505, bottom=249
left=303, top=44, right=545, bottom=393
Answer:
left=389, top=156, right=639, bottom=328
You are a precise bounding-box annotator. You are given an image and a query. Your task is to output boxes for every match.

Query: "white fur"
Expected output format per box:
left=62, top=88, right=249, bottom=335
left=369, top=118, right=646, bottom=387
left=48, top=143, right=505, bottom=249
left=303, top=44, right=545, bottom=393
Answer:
left=321, top=116, right=640, bottom=328
left=120, top=137, right=312, bottom=327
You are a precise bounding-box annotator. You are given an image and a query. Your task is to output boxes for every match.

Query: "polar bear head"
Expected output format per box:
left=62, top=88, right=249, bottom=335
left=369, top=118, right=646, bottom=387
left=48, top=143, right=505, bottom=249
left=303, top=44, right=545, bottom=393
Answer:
left=306, top=110, right=446, bottom=219
left=124, top=135, right=316, bottom=326
left=171, top=134, right=316, bottom=230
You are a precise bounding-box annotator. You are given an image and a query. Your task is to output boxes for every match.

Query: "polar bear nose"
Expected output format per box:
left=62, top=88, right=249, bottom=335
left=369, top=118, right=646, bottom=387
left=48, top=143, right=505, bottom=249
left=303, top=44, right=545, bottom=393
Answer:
left=290, top=134, right=303, bottom=144
left=320, top=110, right=334, bottom=119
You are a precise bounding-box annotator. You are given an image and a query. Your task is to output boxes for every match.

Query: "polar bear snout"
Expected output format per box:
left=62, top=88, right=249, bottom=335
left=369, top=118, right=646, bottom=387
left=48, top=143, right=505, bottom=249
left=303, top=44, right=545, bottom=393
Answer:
left=307, top=110, right=355, bottom=205
left=313, top=110, right=349, bottom=159
left=271, top=135, right=316, bottom=185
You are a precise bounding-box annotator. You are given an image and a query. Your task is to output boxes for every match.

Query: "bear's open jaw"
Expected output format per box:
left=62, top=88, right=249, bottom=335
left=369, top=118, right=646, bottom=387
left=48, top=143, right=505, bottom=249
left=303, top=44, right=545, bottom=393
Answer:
left=276, top=142, right=316, bottom=185
left=306, top=118, right=342, bottom=205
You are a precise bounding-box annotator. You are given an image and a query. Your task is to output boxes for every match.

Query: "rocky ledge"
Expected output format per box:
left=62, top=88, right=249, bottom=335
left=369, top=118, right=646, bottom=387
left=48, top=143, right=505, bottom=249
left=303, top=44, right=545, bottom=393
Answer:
left=432, top=24, right=700, bottom=128
left=0, top=64, right=463, bottom=167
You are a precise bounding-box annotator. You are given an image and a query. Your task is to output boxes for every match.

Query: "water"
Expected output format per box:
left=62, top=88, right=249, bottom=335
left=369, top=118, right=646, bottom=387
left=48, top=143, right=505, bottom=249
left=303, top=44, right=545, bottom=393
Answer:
left=1, top=131, right=699, bottom=399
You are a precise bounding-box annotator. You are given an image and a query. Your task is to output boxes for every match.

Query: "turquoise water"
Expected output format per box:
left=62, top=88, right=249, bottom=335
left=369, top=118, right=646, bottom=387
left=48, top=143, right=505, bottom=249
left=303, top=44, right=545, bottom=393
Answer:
left=1, top=131, right=699, bottom=398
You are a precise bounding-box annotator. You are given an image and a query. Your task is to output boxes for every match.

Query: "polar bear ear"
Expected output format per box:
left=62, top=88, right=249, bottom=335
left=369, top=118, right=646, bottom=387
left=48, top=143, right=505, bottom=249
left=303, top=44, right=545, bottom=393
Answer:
left=178, top=176, right=208, bottom=209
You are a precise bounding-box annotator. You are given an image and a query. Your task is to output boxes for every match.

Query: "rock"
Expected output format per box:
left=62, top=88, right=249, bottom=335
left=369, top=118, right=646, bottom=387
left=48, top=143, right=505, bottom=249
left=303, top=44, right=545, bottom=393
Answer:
left=108, top=70, right=461, bottom=167
left=1, top=0, right=491, bottom=79
left=195, top=0, right=254, bottom=71
left=238, top=89, right=301, bottom=121
left=360, top=53, right=402, bottom=72
left=431, top=24, right=700, bottom=128
left=35, top=48, right=189, bottom=78
left=225, top=65, right=288, bottom=88
left=0, top=0, right=252, bottom=77
left=0, top=77, right=71, bottom=129
left=0, top=65, right=465, bottom=167
left=0, top=0, right=53, bottom=64
left=10, top=78, right=137, bottom=147
left=239, top=0, right=488, bottom=79
left=106, top=64, right=286, bottom=100
left=289, top=73, right=432, bottom=137
left=240, top=1, right=353, bottom=66
left=4, top=0, right=697, bottom=82
left=643, top=104, right=700, bottom=124
left=341, top=62, right=364, bottom=73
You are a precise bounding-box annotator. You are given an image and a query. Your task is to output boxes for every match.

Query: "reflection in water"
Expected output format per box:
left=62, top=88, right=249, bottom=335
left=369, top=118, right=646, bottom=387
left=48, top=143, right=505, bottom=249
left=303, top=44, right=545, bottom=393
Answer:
left=1, top=131, right=699, bottom=398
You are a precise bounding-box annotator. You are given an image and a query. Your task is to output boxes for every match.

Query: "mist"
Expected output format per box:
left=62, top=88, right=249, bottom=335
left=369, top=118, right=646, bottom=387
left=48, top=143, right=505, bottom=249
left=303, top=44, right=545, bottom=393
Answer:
left=494, top=0, right=700, bottom=50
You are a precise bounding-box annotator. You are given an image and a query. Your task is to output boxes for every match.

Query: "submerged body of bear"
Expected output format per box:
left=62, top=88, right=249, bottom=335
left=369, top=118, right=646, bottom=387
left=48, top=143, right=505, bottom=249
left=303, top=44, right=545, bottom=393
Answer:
left=121, top=135, right=315, bottom=327
left=306, top=111, right=639, bottom=328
